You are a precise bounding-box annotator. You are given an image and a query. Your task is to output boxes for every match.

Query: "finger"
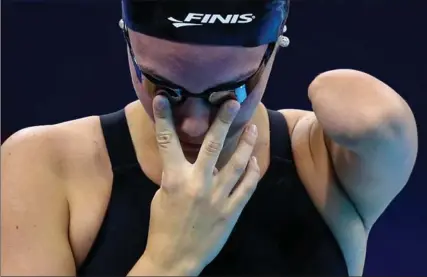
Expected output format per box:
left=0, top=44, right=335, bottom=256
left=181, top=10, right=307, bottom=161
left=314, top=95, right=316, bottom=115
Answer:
left=215, top=124, right=258, bottom=197
left=195, top=100, right=240, bottom=173
left=225, top=156, right=260, bottom=214
left=153, top=95, right=186, bottom=170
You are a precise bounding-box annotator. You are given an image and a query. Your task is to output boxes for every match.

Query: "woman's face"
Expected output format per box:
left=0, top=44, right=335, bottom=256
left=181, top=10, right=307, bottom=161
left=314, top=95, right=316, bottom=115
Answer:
left=127, top=30, right=277, bottom=156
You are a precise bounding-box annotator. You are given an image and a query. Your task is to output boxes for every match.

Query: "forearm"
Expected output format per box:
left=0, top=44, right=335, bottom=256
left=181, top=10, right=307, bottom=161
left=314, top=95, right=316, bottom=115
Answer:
left=308, top=69, right=408, bottom=149
left=128, top=254, right=199, bottom=276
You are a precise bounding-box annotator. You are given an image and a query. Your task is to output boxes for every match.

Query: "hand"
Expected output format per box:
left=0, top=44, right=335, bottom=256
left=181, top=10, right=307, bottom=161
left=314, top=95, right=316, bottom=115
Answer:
left=143, top=96, right=260, bottom=275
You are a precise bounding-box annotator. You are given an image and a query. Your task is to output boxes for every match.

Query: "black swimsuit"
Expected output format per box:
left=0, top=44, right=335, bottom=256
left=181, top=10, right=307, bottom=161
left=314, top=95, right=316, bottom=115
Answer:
left=77, top=109, right=348, bottom=276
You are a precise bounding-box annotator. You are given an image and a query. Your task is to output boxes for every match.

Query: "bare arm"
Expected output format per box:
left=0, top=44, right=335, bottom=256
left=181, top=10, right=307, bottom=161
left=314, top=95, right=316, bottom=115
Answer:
left=1, top=127, right=76, bottom=276
left=308, top=69, right=418, bottom=230
left=1, top=125, right=201, bottom=276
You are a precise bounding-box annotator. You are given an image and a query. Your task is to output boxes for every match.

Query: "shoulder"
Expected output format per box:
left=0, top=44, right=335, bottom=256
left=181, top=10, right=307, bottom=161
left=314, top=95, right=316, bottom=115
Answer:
left=1, top=115, right=113, bottom=275
left=273, top=108, right=317, bottom=160
left=2, top=115, right=111, bottom=189
left=276, top=108, right=314, bottom=136
left=275, top=109, right=322, bottom=171
left=275, top=108, right=337, bottom=195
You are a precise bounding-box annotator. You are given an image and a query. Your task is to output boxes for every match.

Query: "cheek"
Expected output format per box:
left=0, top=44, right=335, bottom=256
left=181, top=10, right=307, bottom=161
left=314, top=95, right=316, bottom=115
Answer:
left=138, top=86, right=155, bottom=121
left=132, top=78, right=155, bottom=122
left=127, top=55, right=155, bottom=121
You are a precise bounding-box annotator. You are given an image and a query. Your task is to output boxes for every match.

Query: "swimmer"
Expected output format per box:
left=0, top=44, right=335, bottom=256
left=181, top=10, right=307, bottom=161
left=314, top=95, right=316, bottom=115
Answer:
left=1, top=1, right=418, bottom=276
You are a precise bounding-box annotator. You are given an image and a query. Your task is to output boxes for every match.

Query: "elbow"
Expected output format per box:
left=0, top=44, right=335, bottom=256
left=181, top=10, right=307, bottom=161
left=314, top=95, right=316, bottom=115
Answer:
left=308, top=69, right=415, bottom=146
left=332, top=104, right=415, bottom=152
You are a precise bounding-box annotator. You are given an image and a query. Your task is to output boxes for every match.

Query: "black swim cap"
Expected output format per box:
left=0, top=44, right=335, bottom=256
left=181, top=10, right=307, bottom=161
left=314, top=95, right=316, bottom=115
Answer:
left=122, top=0, right=289, bottom=47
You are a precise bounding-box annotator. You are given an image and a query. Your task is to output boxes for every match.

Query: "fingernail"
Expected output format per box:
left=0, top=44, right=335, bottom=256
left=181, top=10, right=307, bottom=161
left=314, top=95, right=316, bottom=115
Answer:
left=247, top=124, right=257, bottom=136
left=227, top=101, right=240, bottom=117
left=252, top=156, right=258, bottom=164
left=155, top=96, right=169, bottom=111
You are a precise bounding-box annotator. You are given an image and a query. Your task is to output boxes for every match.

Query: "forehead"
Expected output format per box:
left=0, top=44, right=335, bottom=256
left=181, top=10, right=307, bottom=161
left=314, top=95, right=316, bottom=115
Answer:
left=128, top=30, right=267, bottom=91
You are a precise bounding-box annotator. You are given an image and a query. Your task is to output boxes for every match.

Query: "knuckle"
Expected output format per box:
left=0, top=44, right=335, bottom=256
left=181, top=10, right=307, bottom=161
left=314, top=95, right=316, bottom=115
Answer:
left=241, top=175, right=259, bottom=197
left=231, top=158, right=248, bottom=176
left=211, top=188, right=223, bottom=204
left=161, top=173, right=181, bottom=192
left=211, top=197, right=225, bottom=212
left=187, top=187, right=207, bottom=201
left=242, top=130, right=257, bottom=146
left=253, top=170, right=261, bottom=182
left=204, top=140, right=223, bottom=155
left=222, top=207, right=237, bottom=220
left=244, top=181, right=258, bottom=195
left=153, top=107, right=167, bottom=119
left=156, top=131, right=173, bottom=148
left=217, top=210, right=230, bottom=223
left=162, top=184, right=178, bottom=194
left=250, top=162, right=261, bottom=177
left=216, top=202, right=232, bottom=219
left=218, top=113, right=234, bottom=125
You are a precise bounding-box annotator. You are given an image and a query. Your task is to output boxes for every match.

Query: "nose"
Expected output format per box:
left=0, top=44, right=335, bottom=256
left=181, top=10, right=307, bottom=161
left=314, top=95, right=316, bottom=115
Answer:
left=174, top=98, right=211, bottom=140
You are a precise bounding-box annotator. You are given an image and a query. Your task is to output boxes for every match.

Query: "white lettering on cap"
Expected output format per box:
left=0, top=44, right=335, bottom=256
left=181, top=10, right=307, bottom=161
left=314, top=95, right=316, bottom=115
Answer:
left=168, top=13, right=256, bottom=28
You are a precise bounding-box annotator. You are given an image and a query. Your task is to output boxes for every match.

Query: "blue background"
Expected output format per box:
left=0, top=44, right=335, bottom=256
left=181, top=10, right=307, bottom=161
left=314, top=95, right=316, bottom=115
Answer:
left=2, top=0, right=426, bottom=275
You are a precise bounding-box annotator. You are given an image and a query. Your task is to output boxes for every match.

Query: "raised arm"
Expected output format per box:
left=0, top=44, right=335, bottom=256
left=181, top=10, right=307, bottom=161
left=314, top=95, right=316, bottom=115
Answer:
left=308, top=69, right=418, bottom=230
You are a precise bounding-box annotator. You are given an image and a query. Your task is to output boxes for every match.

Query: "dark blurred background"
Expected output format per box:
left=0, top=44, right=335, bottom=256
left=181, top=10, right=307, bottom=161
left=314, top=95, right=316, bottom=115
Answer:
left=2, top=0, right=426, bottom=275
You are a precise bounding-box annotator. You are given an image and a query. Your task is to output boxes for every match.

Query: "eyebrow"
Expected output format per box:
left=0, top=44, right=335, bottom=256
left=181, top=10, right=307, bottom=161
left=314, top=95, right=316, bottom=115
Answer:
left=139, top=64, right=258, bottom=89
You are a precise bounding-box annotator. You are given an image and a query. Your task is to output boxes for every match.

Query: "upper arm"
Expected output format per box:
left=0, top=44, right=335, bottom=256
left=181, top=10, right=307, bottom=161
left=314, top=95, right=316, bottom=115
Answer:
left=1, top=128, right=76, bottom=275
left=324, top=103, right=418, bottom=230
left=281, top=109, right=368, bottom=275
left=306, top=69, right=418, bottom=230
